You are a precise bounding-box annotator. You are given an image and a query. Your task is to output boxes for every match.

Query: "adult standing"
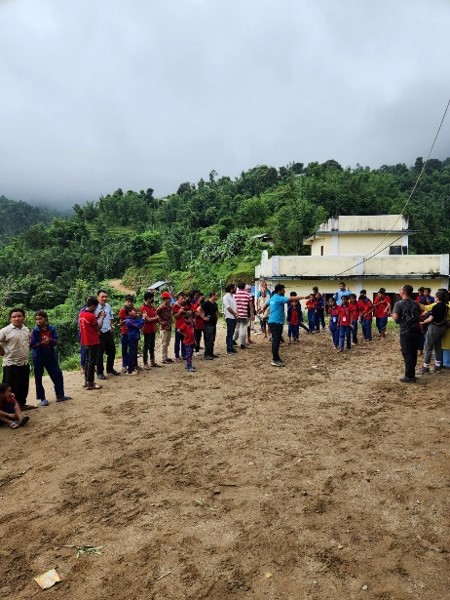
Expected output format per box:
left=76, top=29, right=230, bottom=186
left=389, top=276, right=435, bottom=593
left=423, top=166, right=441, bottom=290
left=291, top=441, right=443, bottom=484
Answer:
left=257, top=282, right=271, bottom=337
left=334, top=281, right=352, bottom=306
left=392, top=285, right=421, bottom=383
left=223, top=284, right=238, bottom=354
left=0, top=308, right=34, bottom=410
left=95, top=289, right=120, bottom=379
left=234, top=282, right=251, bottom=349
left=156, top=291, right=173, bottom=364
left=78, top=297, right=105, bottom=390
left=199, top=291, right=219, bottom=360
left=262, top=284, right=303, bottom=367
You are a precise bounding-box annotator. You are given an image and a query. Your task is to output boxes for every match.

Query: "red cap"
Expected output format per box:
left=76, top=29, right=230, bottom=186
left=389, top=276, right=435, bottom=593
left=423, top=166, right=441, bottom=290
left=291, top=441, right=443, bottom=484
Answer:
left=161, top=291, right=171, bottom=299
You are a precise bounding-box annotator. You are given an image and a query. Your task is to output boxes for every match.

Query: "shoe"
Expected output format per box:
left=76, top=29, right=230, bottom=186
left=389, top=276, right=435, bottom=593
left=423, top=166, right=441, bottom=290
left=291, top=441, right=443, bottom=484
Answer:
left=211, top=353, right=219, bottom=358
left=232, top=341, right=238, bottom=346
left=419, top=366, right=430, bottom=375
left=38, top=399, right=49, bottom=407
left=204, top=356, right=213, bottom=361
left=127, top=371, right=137, bottom=376
left=165, top=358, right=174, bottom=363
left=186, top=367, right=196, bottom=372
left=143, top=364, right=151, bottom=370
left=240, top=344, right=247, bottom=349
left=151, top=362, right=161, bottom=368
left=433, top=366, right=442, bottom=373
left=97, top=374, right=107, bottom=380
left=226, top=351, right=237, bottom=355
left=121, top=367, right=127, bottom=374
left=108, top=369, right=121, bottom=376
left=399, top=377, right=416, bottom=384
left=271, top=360, right=285, bottom=367
left=56, top=396, right=72, bottom=402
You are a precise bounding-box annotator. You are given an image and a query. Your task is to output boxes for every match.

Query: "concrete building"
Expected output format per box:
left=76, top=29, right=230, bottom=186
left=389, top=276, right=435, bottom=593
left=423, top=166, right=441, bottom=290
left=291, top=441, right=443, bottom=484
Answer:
left=255, top=215, right=449, bottom=299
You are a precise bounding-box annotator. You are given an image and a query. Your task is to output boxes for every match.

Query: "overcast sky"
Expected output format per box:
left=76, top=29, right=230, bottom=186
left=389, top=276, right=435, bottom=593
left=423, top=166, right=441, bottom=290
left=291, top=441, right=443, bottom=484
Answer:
left=1, top=0, right=450, bottom=207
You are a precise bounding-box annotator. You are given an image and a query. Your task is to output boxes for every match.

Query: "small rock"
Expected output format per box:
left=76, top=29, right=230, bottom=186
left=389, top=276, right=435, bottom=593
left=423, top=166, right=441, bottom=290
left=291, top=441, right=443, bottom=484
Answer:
left=213, top=488, right=221, bottom=495
left=362, top=584, right=368, bottom=591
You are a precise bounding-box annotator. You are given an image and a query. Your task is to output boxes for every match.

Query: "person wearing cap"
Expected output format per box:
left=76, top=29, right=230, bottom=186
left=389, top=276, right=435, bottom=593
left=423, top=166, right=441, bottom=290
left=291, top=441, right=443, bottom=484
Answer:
left=260, top=284, right=303, bottom=367
left=157, top=291, right=173, bottom=363
left=373, top=288, right=391, bottom=339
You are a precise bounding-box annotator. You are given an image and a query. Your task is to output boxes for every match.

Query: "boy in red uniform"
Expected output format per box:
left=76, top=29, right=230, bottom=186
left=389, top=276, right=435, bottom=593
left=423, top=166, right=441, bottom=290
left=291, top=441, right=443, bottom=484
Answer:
left=140, top=291, right=160, bottom=369
left=79, top=297, right=105, bottom=390
left=177, top=311, right=196, bottom=372
left=348, top=294, right=359, bottom=344
left=306, top=293, right=318, bottom=333
left=373, top=287, right=391, bottom=339
left=173, top=293, right=187, bottom=361
left=327, top=297, right=340, bottom=350
left=337, top=295, right=352, bottom=351
left=357, top=290, right=374, bottom=341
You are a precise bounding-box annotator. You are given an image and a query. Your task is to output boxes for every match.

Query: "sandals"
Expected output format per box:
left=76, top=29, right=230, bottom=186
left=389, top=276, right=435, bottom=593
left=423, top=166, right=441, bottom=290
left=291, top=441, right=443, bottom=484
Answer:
left=10, top=421, right=19, bottom=429
left=19, top=416, right=30, bottom=427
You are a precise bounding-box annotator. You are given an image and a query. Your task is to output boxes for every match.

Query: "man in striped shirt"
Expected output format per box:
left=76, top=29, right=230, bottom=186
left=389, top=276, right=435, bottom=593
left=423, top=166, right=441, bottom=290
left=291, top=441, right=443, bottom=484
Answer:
left=234, top=282, right=252, bottom=349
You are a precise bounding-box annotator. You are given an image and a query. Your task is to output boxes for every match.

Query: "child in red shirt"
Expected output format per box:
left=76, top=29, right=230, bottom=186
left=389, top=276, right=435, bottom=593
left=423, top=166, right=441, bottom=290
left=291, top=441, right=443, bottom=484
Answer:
left=348, top=294, right=359, bottom=344
left=177, top=311, right=196, bottom=372
left=373, top=287, right=391, bottom=339
left=357, top=290, right=374, bottom=341
left=337, top=295, right=352, bottom=351
left=141, top=291, right=160, bottom=369
left=306, top=294, right=318, bottom=333
left=327, top=297, right=340, bottom=350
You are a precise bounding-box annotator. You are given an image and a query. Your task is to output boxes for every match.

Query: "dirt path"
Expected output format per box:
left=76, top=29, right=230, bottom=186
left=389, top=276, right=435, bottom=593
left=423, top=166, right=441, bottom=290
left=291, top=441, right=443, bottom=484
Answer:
left=1, top=327, right=449, bottom=599
left=107, top=279, right=136, bottom=295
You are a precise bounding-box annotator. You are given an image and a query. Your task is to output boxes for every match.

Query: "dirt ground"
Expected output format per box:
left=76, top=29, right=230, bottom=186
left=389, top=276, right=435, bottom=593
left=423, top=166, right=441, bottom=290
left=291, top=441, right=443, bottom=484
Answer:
left=1, top=325, right=449, bottom=600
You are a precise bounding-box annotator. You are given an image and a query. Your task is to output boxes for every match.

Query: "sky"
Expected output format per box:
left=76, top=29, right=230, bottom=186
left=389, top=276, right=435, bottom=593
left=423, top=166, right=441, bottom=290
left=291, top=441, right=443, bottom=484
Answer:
left=1, top=0, right=450, bottom=207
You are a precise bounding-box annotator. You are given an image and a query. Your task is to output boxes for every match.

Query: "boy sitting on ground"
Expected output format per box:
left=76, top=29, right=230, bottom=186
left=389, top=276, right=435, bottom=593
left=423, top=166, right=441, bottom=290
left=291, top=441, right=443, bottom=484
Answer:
left=0, top=383, right=29, bottom=429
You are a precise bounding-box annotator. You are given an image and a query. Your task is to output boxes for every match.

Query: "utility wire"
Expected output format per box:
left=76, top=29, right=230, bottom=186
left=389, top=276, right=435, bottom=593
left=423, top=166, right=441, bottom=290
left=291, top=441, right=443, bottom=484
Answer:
left=334, top=98, right=450, bottom=278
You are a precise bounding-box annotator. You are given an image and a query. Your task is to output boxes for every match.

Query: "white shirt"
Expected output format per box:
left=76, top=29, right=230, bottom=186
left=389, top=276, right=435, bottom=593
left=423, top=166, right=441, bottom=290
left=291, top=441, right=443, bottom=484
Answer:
left=0, top=324, right=30, bottom=366
left=222, top=293, right=237, bottom=319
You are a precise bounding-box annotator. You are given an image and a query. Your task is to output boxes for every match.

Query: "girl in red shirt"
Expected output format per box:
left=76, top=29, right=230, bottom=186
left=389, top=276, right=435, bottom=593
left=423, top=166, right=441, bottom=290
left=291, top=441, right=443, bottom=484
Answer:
left=177, top=311, right=196, bottom=372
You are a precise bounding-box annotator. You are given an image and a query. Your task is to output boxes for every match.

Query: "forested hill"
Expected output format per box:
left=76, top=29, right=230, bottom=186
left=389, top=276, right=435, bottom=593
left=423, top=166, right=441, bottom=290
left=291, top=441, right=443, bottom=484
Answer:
left=0, top=157, right=449, bottom=313
left=0, top=195, right=60, bottom=243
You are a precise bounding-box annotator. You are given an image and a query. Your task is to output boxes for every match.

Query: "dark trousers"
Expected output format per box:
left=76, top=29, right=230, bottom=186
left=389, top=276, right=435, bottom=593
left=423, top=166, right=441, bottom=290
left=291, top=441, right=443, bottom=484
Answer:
left=33, top=354, right=64, bottom=400
left=2, top=365, right=30, bottom=408
left=84, top=345, right=99, bottom=385
left=121, top=333, right=130, bottom=368
left=143, top=332, right=156, bottom=364
left=400, top=331, right=419, bottom=379
left=339, top=325, right=352, bottom=350
left=330, top=325, right=340, bottom=348
left=194, top=329, right=203, bottom=352
left=174, top=329, right=186, bottom=359
left=288, top=324, right=299, bottom=340
left=316, top=309, right=325, bottom=330
left=97, top=330, right=116, bottom=374
left=185, top=344, right=193, bottom=369
left=128, top=339, right=139, bottom=373
left=204, top=323, right=216, bottom=357
left=225, top=318, right=237, bottom=351
left=271, top=323, right=283, bottom=361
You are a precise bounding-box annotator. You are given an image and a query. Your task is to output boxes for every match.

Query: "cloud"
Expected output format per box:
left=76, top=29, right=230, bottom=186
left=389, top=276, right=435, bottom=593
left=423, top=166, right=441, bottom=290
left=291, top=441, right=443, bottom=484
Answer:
left=1, top=0, right=449, bottom=206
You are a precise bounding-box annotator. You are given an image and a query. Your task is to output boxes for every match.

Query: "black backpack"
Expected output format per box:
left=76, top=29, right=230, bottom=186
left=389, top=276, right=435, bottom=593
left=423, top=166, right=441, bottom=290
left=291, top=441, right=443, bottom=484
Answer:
left=402, top=300, right=420, bottom=330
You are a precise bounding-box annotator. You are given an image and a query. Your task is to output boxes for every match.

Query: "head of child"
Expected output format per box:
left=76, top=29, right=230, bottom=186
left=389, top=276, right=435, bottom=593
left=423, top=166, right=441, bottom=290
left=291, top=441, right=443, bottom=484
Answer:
left=144, top=291, right=154, bottom=305
left=314, top=292, right=321, bottom=300
left=290, top=291, right=298, bottom=305
left=349, top=293, right=357, bottom=304
left=360, top=289, right=367, bottom=298
left=35, top=310, right=49, bottom=329
left=309, top=293, right=315, bottom=301
left=417, top=286, right=425, bottom=296
left=184, top=310, right=193, bottom=324
left=341, top=294, right=349, bottom=305
left=328, top=297, right=336, bottom=307
left=176, top=292, right=185, bottom=304
left=424, top=287, right=432, bottom=297
left=124, top=295, right=135, bottom=308
left=125, top=306, right=137, bottom=318
left=161, top=291, right=172, bottom=304
left=0, top=383, right=12, bottom=401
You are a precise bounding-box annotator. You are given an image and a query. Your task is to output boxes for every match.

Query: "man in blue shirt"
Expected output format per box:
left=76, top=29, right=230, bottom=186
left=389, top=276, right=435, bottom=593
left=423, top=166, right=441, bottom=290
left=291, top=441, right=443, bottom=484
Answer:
left=262, top=284, right=303, bottom=367
left=334, top=281, right=353, bottom=306
left=95, top=290, right=121, bottom=378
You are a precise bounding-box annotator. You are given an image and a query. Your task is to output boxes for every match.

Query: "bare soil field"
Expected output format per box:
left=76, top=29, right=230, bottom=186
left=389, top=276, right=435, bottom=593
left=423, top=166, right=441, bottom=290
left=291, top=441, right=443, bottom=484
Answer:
left=1, top=327, right=449, bottom=600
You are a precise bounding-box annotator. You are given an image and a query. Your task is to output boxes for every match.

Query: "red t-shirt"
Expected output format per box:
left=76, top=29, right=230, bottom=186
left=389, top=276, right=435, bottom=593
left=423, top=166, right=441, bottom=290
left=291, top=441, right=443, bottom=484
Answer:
left=141, top=304, right=157, bottom=334
left=192, top=303, right=204, bottom=330
left=306, top=299, right=318, bottom=312
left=373, top=296, right=391, bottom=318
left=173, top=303, right=186, bottom=326
left=79, top=310, right=100, bottom=346
left=337, top=305, right=352, bottom=326
left=178, top=322, right=195, bottom=346
left=119, top=306, right=128, bottom=335
left=289, top=310, right=299, bottom=325
left=348, top=301, right=359, bottom=322
left=357, top=299, right=374, bottom=320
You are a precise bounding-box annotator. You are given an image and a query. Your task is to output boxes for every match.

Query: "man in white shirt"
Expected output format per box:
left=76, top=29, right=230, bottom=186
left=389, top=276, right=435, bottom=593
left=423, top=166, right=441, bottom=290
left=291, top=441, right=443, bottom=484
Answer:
left=0, top=308, right=35, bottom=410
left=223, top=284, right=238, bottom=355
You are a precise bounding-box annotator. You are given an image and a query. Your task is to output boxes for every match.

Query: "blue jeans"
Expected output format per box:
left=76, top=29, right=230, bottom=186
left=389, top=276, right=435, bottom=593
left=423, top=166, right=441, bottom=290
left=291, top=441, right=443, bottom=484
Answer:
left=339, top=326, right=352, bottom=350
left=33, top=353, right=65, bottom=400
left=288, top=324, right=299, bottom=340
left=361, top=319, right=372, bottom=341
left=376, top=316, right=388, bottom=334
left=329, top=324, right=340, bottom=348
left=307, top=312, right=316, bottom=332
left=174, top=329, right=186, bottom=359
left=225, top=318, right=237, bottom=352
left=121, top=333, right=130, bottom=368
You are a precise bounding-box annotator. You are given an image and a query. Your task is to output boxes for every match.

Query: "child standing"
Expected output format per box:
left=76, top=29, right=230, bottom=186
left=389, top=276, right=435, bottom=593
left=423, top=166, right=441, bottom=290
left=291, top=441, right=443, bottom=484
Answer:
left=118, top=295, right=135, bottom=373
left=124, top=307, right=145, bottom=375
left=30, top=311, right=71, bottom=406
left=327, top=297, right=340, bottom=350
left=287, top=292, right=302, bottom=343
left=140, top=291, right=160, bottom=369
left=337, top=295, right=352, bottom=351
left=0, top=384, right=29, bottom=429
left=306, top=293, right=318, bottom=333
left=357, top=291, right=374, bottom=341
left=314, top=292, right=326, bottom=331
left=348, top=294, right=359, bottom=344
left=177, top=311, right=196, bottom=372
left=373, top=288, right=391, bottom=339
